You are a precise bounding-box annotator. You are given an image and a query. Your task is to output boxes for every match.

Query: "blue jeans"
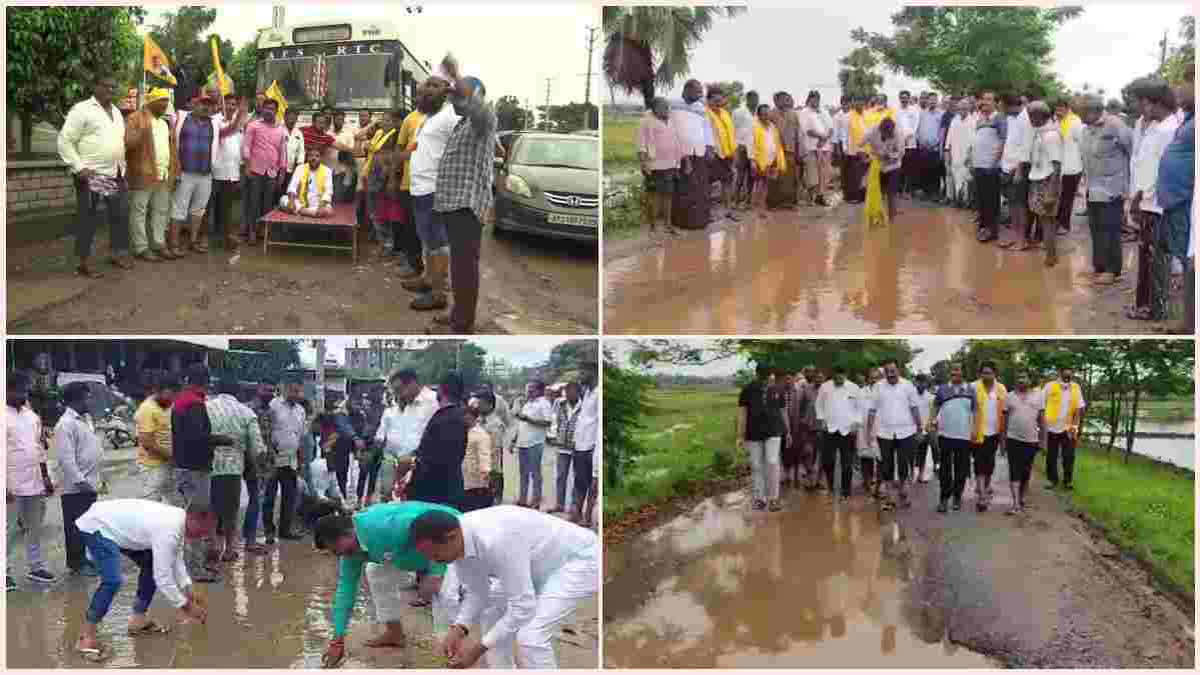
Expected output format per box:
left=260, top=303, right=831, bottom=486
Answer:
left=243, top=476, right=261, bottom=543
left=412, top=192, right=449, bottom=251
left=82, top=531, right=157, bottom=624
left=517, top=443, right=545, bottom=504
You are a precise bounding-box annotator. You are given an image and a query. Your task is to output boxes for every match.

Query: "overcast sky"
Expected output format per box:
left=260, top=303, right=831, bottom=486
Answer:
left=297, top=337, right=571, bottom=368
left=611, top=2, right=1189, bottom=106
left=142, top=3, right=598, bottom=109
left=609, top=338, right=964, bottom=376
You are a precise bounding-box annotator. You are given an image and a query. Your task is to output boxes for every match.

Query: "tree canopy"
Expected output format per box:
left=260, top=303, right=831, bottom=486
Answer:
left=538, top=102, right=600, bottom=132
left=7, top=6, right=144, bottom=149
left=147, top=7, right=235, bottom=105
left=628, top=339, right=919, bottom=377
left=838, top=46, right=884, bottom=100
left=851, top=6, right=1082, bottom=97
left=1162, top=15, right=1195, bottom=86
left=215, top=339, right=303, bottom=384
left=496, top=95, right=532, bottom=131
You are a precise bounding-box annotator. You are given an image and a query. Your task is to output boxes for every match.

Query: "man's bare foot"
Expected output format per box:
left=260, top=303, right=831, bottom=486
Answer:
left=364, top=632, right=407, bottom=648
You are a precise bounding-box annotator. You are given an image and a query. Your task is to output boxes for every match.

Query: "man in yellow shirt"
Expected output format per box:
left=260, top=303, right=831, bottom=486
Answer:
left=390, top=96, right=430, bottom=280
left=134, top=373, right=178, bottom=502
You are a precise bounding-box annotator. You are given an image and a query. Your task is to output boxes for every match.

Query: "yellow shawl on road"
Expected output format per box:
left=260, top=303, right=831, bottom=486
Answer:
left=972, top=380, right=1007, bottom=443
left=1044, top=380, right=1083, bottom=427
left=752, top=120, right=787, bottom=173
left=707, top=107, right=736, bottom=159
left=296, top=162, right=330, bottom=210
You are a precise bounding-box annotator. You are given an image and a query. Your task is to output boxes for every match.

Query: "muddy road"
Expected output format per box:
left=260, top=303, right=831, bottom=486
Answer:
left=604, top=200, right=1179, bottom=335
left=6, top=442, right=598, bottom=668
left=603, top=454, right=1193, bottom=668
left=8, top=221, right=597, bottom=335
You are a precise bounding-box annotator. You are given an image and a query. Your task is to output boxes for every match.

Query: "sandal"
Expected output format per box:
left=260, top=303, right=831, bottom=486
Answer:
left=128, top=621, right=171, bottom=636
left=76, top=644, right=110, bottom=663
left=409, top=598, right=431, bottom=608
left=76, top=266, right=104, bottom=279
left=1125, top=306, right=1158, bottom=321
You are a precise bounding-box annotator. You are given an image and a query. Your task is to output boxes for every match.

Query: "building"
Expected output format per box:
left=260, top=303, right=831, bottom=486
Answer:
left=344, top=339, right=429, bottom=374
left=8, top=338, right=228, bottom=386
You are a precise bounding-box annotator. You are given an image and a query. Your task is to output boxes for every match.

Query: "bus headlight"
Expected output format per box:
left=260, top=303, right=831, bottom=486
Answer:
left=505, top=174, right=533, bottom=199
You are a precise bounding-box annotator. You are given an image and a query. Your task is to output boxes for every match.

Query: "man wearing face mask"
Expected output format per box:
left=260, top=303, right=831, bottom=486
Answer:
left=430, top=54, right=500, bottom=334
left=670, top=79, right=715, bottom=230
left=1041, top=365, right=1085, bottom=491
left=7, top=372, right=58, bottom=590
left=241, top=99, right=288, bottom=244
left=264, top=378, right=308, bottom=544
left=134, top=373, right=179, bottom=502
left=867, top=361, right=922, bottom=511
left=53, top=382, right=107, bottom=577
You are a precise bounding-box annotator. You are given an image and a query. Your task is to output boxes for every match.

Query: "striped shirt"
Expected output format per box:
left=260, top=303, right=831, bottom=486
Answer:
left=433, top=101, right=497, bottom=220
left=206, top=394, right=267, bottom=477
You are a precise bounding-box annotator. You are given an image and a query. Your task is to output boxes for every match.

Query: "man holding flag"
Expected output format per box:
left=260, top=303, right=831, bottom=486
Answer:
left=144, top=35, right=177, bottom=88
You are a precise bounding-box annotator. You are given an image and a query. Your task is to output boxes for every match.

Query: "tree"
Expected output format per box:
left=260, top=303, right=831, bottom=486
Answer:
left=7, top=6, right=145, bottom=154
left=148, top=7, right=235, bottom=105
left=708, top=80, right=745, bottom=111
left=628, top=339, right=918, bottom=377
left=602, top=348, right=652, bottom=488
left=602, top=6, right=747, bottom=109
left=837, top=46, right=884, bottom=100
left=229, top=39, right=261, bottom=100
left=496, top=95, right=531, bottom=131
left=1163, top=15, right=1195, bottom=85
left=410, top=341, right=488, bottom=393
left=851, top=7, right=1083, bottom=97
left=545, top=340, right=599, bottom=381
left=538, top=102, right=599, bottom=132
left=215, top=339, right=302, bottom=384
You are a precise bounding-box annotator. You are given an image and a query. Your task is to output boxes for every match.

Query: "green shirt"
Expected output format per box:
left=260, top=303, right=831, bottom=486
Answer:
left=331, top=501, right=460, bottom=638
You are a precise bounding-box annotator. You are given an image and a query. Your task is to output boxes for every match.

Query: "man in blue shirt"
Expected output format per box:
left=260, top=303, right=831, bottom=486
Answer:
left=932, top=364, right=975, bottom=513
left=1157, top=64, right=1194, bottom=332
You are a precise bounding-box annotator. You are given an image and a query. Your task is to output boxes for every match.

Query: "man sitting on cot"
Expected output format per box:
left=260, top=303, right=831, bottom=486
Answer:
left=280, top=143, right=334, bottom=218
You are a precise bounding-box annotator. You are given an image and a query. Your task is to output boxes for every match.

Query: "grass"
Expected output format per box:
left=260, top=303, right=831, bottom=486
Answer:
left=603, top=111, right=640, bottom=170
left=1037, top=443, right=1195, bottom=600
left=604, top=386, right=744, bottom=520
left=602, top=112, right=645, bottom=239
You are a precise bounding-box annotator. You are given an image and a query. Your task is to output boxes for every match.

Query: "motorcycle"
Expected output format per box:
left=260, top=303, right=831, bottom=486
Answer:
left=97, top=408, right=135, bottom=448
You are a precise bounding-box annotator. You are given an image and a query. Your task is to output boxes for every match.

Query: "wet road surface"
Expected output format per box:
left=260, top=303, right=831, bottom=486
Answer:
left=7, top=441, right=598, bottom=668
left=603, top=201, right=1176, bottom=334
left=603, top=453, right=1193, bottom=668
left=8, top=222, right=596, bottom=335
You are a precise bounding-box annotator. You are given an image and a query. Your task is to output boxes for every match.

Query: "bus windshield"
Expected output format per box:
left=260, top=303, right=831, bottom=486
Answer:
left=257, top=50, right=399, bottom=110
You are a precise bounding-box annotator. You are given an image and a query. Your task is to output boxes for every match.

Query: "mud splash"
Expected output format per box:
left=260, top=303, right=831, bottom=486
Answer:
left=604, top=203, right=1167, bottom=334
left=603, top=490, right=996, bottom=668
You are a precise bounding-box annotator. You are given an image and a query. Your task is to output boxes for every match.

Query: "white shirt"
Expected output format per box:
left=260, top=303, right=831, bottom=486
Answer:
left=897, top=105, right=921, bottom=149
left=286, top=162, right=334, bottom=207
left=670, top=99, right=714, bottom=157
left=833, top=110, right=851, bottom=146
left=452, top=506, right=599, bottom=650
left=268, top=397, right=307, bottom=453
left=75, top=499, right=192, bottom=608
left=7, top=405, right=45, bottom=496
left=285, top=125, right=306, bottom=172
left=1060, top=117, right=1084, bottom=175
left=374, top=388, right=438, bottom=460
left=58, top=97, right=127, bottom=177
left=1130, top=115, right=1179, bottom=214
left=976, top=381, right=1002, bottom=437
left=1041, top=381, right=1086, bottom=434
left=212, top=113, right=243, bottom=182
left=1001, top=108, right=1033, bottom=173
left=764, top=125, right=778, bottom=163
left=150, top=115, right=171, bottom=181
left=1028, top=124, right=1064, bottom=182
left=410, top=102, right=461, bottom=197
left=917, top=390, right=935, bottom=427
left=516, top=396, right=555, bottom=448
left=333, top=126, right=357, bottom=175
left=798, top=107, right=832, bottom=152
left=869, top=378, right=922, bottom=440
left=733, top=107, right=755, bottom=148
left=573, top=386, right=599, bottom=453
left=308, top=456, right=345, bottom=502
left=815, top=380, right=862, bottom=436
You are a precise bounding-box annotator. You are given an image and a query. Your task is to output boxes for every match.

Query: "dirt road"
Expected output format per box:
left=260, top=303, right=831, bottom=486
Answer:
left=604, top=200, right=1180, bottom=334
left=603, top=453, right=1193, bottom=668
left=6, top=442, right=598, bottom=668
left=8, top=223, right=597, bottom=335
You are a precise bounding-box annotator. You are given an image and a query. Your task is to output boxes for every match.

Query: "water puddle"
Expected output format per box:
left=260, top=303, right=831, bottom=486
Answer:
left=604, top=205, right=1135, bottom=334
left=604, top=491, right=998, bottom=668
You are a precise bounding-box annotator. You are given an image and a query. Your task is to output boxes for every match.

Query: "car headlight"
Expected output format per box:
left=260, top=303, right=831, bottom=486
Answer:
left=505, top=174, right=533, bottom=199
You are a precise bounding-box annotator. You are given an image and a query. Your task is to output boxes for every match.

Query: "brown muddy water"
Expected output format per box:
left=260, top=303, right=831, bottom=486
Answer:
left=604, top=203, right=1151, bottom=334
left=603, top=490, right=998, bottom=668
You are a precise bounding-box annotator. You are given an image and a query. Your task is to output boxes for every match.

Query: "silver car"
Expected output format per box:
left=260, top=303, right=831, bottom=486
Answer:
left=494, top=133, right=598, bottom=242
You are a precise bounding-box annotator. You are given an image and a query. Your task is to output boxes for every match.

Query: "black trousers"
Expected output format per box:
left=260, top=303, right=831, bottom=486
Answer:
left=263, top=466, right=298, bottom=536
left=445, top=208, right=485, bottom=332
left=572, top=450, right=594, bottom=508
left=938, top=437, right=973, bottom=502
left=1046, top=431, right=1076, bottom=486
left=209, top=179, right=239, bottom=243
left=878, top=435, right=914, bottom=483
left=242, top=173, right=276, bottom=237
left=392, top=191, right=423, bottom=271
left=74, top=177, right=130, bottom=259
left=974, top=169, right=1002, bottom=236
left=1057, top=172, right=1082, bottom=232
left=329, top=451, right=350, bottom=500
left=357, top=452, right=381, bottom=501
left=821, top=431, right=856, bottom=497
left=62, top=491, right=98, bottom=571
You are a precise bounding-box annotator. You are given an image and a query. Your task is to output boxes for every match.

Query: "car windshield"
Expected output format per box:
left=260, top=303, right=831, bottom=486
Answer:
left=512, top=137, right=598, bottom=171
left=258, top=51, right=398, bottom=109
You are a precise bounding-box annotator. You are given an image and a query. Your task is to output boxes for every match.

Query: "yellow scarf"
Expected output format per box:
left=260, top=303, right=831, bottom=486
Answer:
left=865, top=158, right=888, bottom=227
left=971, top=380, right=1007, bottom=443
left=362, top=128, right=397, bottom=182
left=1044, top=380, right=1082, bottom=427
left=707, top=107, right=736, bottom=159
left=1059, top=112, right=1080, bottom=143
left=849, top=111, right=866, bottom=153
left=296, top=162, right=330, bottom=210
left=752, top=120, right=786, bottom=173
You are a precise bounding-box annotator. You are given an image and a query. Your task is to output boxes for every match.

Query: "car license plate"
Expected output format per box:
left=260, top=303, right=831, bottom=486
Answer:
left=546, top=213, right=597, bottom=227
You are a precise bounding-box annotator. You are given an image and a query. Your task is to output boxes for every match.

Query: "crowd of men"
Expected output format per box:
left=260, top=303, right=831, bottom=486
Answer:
left=56, top=53, right=498, bottom=333
left=5, top=357, right=600, bottom=667
left=635, top=67, right=1195, bottom=330
left=737, top=360, right=1085, bottom=516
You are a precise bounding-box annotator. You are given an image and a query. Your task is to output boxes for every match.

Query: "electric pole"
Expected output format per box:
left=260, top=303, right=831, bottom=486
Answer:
left=1159, top=29, right=1169, bottom=70
left=544, top=77, right=553, bottom=131
left=584, top=26, right=597, bottom=106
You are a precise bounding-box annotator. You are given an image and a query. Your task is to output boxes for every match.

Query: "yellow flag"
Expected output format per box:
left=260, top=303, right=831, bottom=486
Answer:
left=143, top=34, right=177, bottom=86
left=265, top=80, right=288, bottom=121
left=210, top=36, right=231, bottom=96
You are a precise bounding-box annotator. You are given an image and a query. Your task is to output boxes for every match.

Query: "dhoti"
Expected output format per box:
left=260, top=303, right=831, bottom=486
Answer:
left=671, top=155, right=710, bottom=230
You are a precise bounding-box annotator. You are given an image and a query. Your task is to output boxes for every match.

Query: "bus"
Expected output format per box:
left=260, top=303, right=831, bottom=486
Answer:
left=255, top=19, right=431, bottom=129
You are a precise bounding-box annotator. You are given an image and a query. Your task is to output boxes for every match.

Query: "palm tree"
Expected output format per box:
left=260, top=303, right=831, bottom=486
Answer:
left=602, top=6, right=746, bottom=109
